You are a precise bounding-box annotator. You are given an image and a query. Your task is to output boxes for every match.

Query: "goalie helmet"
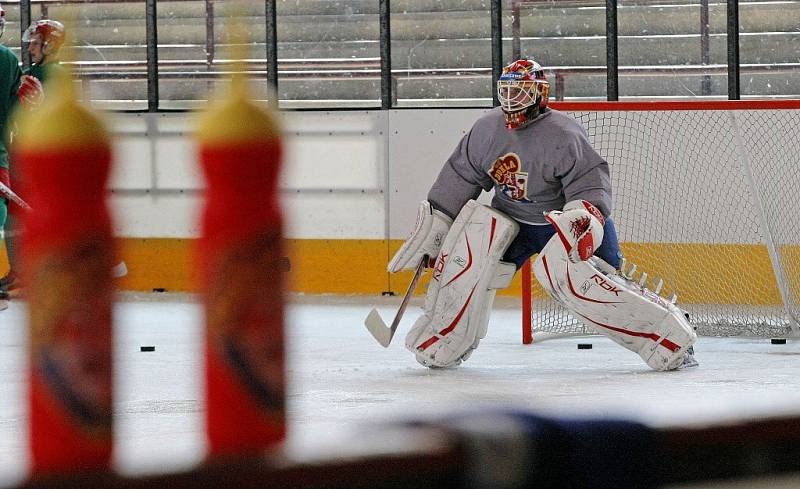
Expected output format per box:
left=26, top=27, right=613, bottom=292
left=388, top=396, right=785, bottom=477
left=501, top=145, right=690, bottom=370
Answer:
left=497, top=59, right=550, bottom=130
left=23, top=20, right=66, bottom=57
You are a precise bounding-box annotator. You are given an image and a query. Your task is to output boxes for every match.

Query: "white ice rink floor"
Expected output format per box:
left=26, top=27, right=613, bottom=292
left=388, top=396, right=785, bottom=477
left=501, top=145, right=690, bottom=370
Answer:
left=3, top=292, right=800, bottom=487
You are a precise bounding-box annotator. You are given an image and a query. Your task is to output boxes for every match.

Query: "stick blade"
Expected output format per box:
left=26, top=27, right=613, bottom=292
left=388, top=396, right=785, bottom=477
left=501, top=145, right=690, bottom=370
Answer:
left=364, top=309, right=393, bottom=347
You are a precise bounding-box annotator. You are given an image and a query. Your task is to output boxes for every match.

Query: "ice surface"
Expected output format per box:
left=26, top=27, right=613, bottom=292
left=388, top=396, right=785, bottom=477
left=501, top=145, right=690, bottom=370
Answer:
left=3, top=292, right=800, bottom=486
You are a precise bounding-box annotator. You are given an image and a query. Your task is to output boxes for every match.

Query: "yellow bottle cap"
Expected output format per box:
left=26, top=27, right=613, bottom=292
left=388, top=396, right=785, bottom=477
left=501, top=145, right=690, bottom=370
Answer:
left=15, top=65, right=109, bottom=150
left=196, top=69, right=280, bottom=145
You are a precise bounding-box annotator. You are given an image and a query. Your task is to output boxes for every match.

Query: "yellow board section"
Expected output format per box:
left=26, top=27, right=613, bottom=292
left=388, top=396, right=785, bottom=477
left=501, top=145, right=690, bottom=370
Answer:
left=285, top=239, right=389, bottom=294
left=530, top=242, right=800, bottom=305
left=110, top=238, right=522, bottom=296
left=622, top=242, right=781, bottom=305
left=115, top=238, right=197, bottom=292
left=63, top=238, right=799, bottom=306
left=0, top=241, right=8, bottom=277
left=780, top=244, right=800, bottom=305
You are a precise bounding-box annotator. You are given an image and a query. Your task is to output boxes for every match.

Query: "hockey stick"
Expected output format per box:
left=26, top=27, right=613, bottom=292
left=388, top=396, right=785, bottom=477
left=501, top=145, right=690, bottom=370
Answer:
left=0, top=180, right=31, bottom=211
left=364, top=255, right=428, bottom=348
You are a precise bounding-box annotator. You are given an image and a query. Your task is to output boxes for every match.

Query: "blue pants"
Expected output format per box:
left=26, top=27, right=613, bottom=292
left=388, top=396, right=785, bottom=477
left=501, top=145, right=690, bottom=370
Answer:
left=503, top=218, right=623, bottom=270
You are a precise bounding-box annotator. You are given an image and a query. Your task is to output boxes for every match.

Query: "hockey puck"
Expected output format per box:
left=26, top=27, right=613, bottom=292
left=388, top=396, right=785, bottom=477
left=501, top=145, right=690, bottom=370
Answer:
left=140, top=346, right=156, bottom=352
left=577, top=343, right=593, bottom=350
left=771, top=338, right=787, bottom=345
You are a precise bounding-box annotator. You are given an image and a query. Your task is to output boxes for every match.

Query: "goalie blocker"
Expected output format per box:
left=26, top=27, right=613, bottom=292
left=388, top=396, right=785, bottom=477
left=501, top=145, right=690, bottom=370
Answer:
left=533, top=202, right=697, bottom=371
left=392, top=200, right=518, bottom=368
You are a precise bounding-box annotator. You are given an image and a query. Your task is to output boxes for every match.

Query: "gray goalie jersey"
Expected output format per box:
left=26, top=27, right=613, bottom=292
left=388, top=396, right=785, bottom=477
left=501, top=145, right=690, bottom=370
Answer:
left=428, top=107, right=612, bottom=225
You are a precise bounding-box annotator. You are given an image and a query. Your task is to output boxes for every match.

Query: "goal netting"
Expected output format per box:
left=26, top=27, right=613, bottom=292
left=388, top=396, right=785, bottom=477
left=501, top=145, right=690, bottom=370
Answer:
left=522, top=101, right=800, bottom=341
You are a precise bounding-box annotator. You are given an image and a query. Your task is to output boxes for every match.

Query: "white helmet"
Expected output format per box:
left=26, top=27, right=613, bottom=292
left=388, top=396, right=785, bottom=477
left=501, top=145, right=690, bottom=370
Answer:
left=23, top=19, right=66, bottom=57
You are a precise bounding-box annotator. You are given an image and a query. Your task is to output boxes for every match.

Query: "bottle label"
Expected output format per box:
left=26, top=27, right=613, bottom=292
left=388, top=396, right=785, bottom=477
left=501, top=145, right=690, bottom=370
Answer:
left=29, top=236, right=114, bottom=433
left=206, top=229, right=286, bottom=415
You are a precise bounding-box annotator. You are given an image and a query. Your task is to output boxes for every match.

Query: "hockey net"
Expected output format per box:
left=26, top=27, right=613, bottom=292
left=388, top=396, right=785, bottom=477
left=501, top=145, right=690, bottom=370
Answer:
left=521, top=100, right=800, bottom=343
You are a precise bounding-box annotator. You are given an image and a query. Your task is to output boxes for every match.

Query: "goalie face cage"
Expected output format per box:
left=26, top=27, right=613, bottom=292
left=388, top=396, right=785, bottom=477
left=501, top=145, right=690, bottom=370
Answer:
left=521, top=100, right=800, bottom=344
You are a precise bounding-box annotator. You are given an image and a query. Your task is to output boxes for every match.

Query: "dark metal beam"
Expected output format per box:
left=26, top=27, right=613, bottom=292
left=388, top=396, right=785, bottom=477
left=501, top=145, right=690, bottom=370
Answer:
left=511, top=1, right=521, bottom=61
left=145, top=0, right=159, bottom=111
left=727, top=0, right=740, bottom=99
left=606, top=0, right=619, bottom=101
left=19, top=0, right=31, bottom=68
left=205, top=0, right=214, bottom=67
left=700, top=0, right=711, bottom=95
left=379, top=0, right=391, bottom=109
left=265, top=0, right=278, bottom=107
left=491, top=0, right=502, bottom=107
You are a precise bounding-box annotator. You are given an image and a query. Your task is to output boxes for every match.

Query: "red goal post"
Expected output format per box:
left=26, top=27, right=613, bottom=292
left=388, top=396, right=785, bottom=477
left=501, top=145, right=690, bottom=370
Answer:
left=521, top=99, right=800, bottom=344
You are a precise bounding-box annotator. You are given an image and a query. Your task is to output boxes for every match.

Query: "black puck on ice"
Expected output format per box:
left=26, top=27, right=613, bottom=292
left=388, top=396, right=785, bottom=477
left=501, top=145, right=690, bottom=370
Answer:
left=577, top=343, right=593, bottom=350
left=140, top=346, right=156, bottom=352
left=771, top=338, right=787, bottom=345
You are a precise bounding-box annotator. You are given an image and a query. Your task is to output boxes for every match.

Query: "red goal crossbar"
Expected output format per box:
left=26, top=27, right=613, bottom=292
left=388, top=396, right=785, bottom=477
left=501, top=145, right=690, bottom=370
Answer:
left=549, top=99, right=800, bottom=111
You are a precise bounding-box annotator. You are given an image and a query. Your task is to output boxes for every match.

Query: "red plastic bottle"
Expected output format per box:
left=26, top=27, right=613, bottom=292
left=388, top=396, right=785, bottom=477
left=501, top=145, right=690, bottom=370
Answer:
left=196, top=72, right=286, bottom=458
left=16, top=68, right=115, bottom=474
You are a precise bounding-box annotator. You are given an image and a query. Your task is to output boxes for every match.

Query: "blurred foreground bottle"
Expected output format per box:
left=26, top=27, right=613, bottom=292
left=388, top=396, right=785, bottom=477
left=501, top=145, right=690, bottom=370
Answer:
left=195, top=68, right=286, bottom=458
left=15, top=65, right=115, bottom=475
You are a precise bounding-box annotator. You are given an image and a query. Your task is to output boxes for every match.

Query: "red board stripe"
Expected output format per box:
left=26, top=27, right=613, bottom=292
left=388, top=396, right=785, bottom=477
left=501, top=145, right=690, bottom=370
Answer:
left=551, top=99, right=800, bottom=112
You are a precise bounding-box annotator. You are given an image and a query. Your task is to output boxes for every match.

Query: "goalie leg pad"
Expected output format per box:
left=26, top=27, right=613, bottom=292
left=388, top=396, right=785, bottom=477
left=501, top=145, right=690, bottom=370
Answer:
left=405, top=201, right=519, bottom=368
left=533, top=235, right=697, bottom=371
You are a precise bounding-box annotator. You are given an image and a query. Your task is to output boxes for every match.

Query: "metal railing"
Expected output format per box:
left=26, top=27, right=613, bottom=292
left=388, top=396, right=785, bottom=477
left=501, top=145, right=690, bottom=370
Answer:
left=68, top=56, right=800, bottom=106
left=0, top=0, right=768, bottom=111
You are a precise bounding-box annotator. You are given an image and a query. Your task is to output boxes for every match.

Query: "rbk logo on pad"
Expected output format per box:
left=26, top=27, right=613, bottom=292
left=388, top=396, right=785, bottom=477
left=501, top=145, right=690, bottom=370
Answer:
left=432, top=252, right=448, bottom=281
left=488, top=153, right=531, bottom=202
left=590, top=274, right=621, bottom=296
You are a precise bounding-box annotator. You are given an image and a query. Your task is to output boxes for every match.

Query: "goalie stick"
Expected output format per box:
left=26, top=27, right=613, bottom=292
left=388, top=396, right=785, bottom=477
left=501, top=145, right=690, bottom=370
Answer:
left=0, top=180, right=31, bottom=211
left=364, top=255, right=428, bottom=348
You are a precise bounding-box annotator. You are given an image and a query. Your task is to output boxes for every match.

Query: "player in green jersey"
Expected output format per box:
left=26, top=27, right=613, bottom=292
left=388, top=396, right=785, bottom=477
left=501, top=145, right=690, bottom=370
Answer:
left=0, top=19, right=62, bottom=300
left=0, top=7, right=24, bottom=306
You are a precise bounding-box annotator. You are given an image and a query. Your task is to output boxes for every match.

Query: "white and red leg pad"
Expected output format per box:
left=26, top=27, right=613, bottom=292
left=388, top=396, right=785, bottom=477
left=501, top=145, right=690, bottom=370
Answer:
left=533, top=235, right=697, bottom=371
left=405, top=200, right=519, bottom=368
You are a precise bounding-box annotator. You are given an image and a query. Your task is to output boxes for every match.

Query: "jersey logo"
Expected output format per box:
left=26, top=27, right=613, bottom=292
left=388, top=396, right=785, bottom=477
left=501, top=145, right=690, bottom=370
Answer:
left=487, top=153, right=530, bottom=202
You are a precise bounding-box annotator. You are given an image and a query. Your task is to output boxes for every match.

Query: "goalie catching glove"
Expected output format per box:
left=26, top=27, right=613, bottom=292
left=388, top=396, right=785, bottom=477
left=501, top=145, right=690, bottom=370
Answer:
left=545, top=199, right=605, bottom=263
left=389, top=200, right=453, bottom=272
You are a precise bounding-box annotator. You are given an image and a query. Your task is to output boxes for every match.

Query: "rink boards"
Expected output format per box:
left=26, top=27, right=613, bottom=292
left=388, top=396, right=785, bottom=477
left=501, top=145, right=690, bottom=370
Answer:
left=1, top=104, right=797, bottom=304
